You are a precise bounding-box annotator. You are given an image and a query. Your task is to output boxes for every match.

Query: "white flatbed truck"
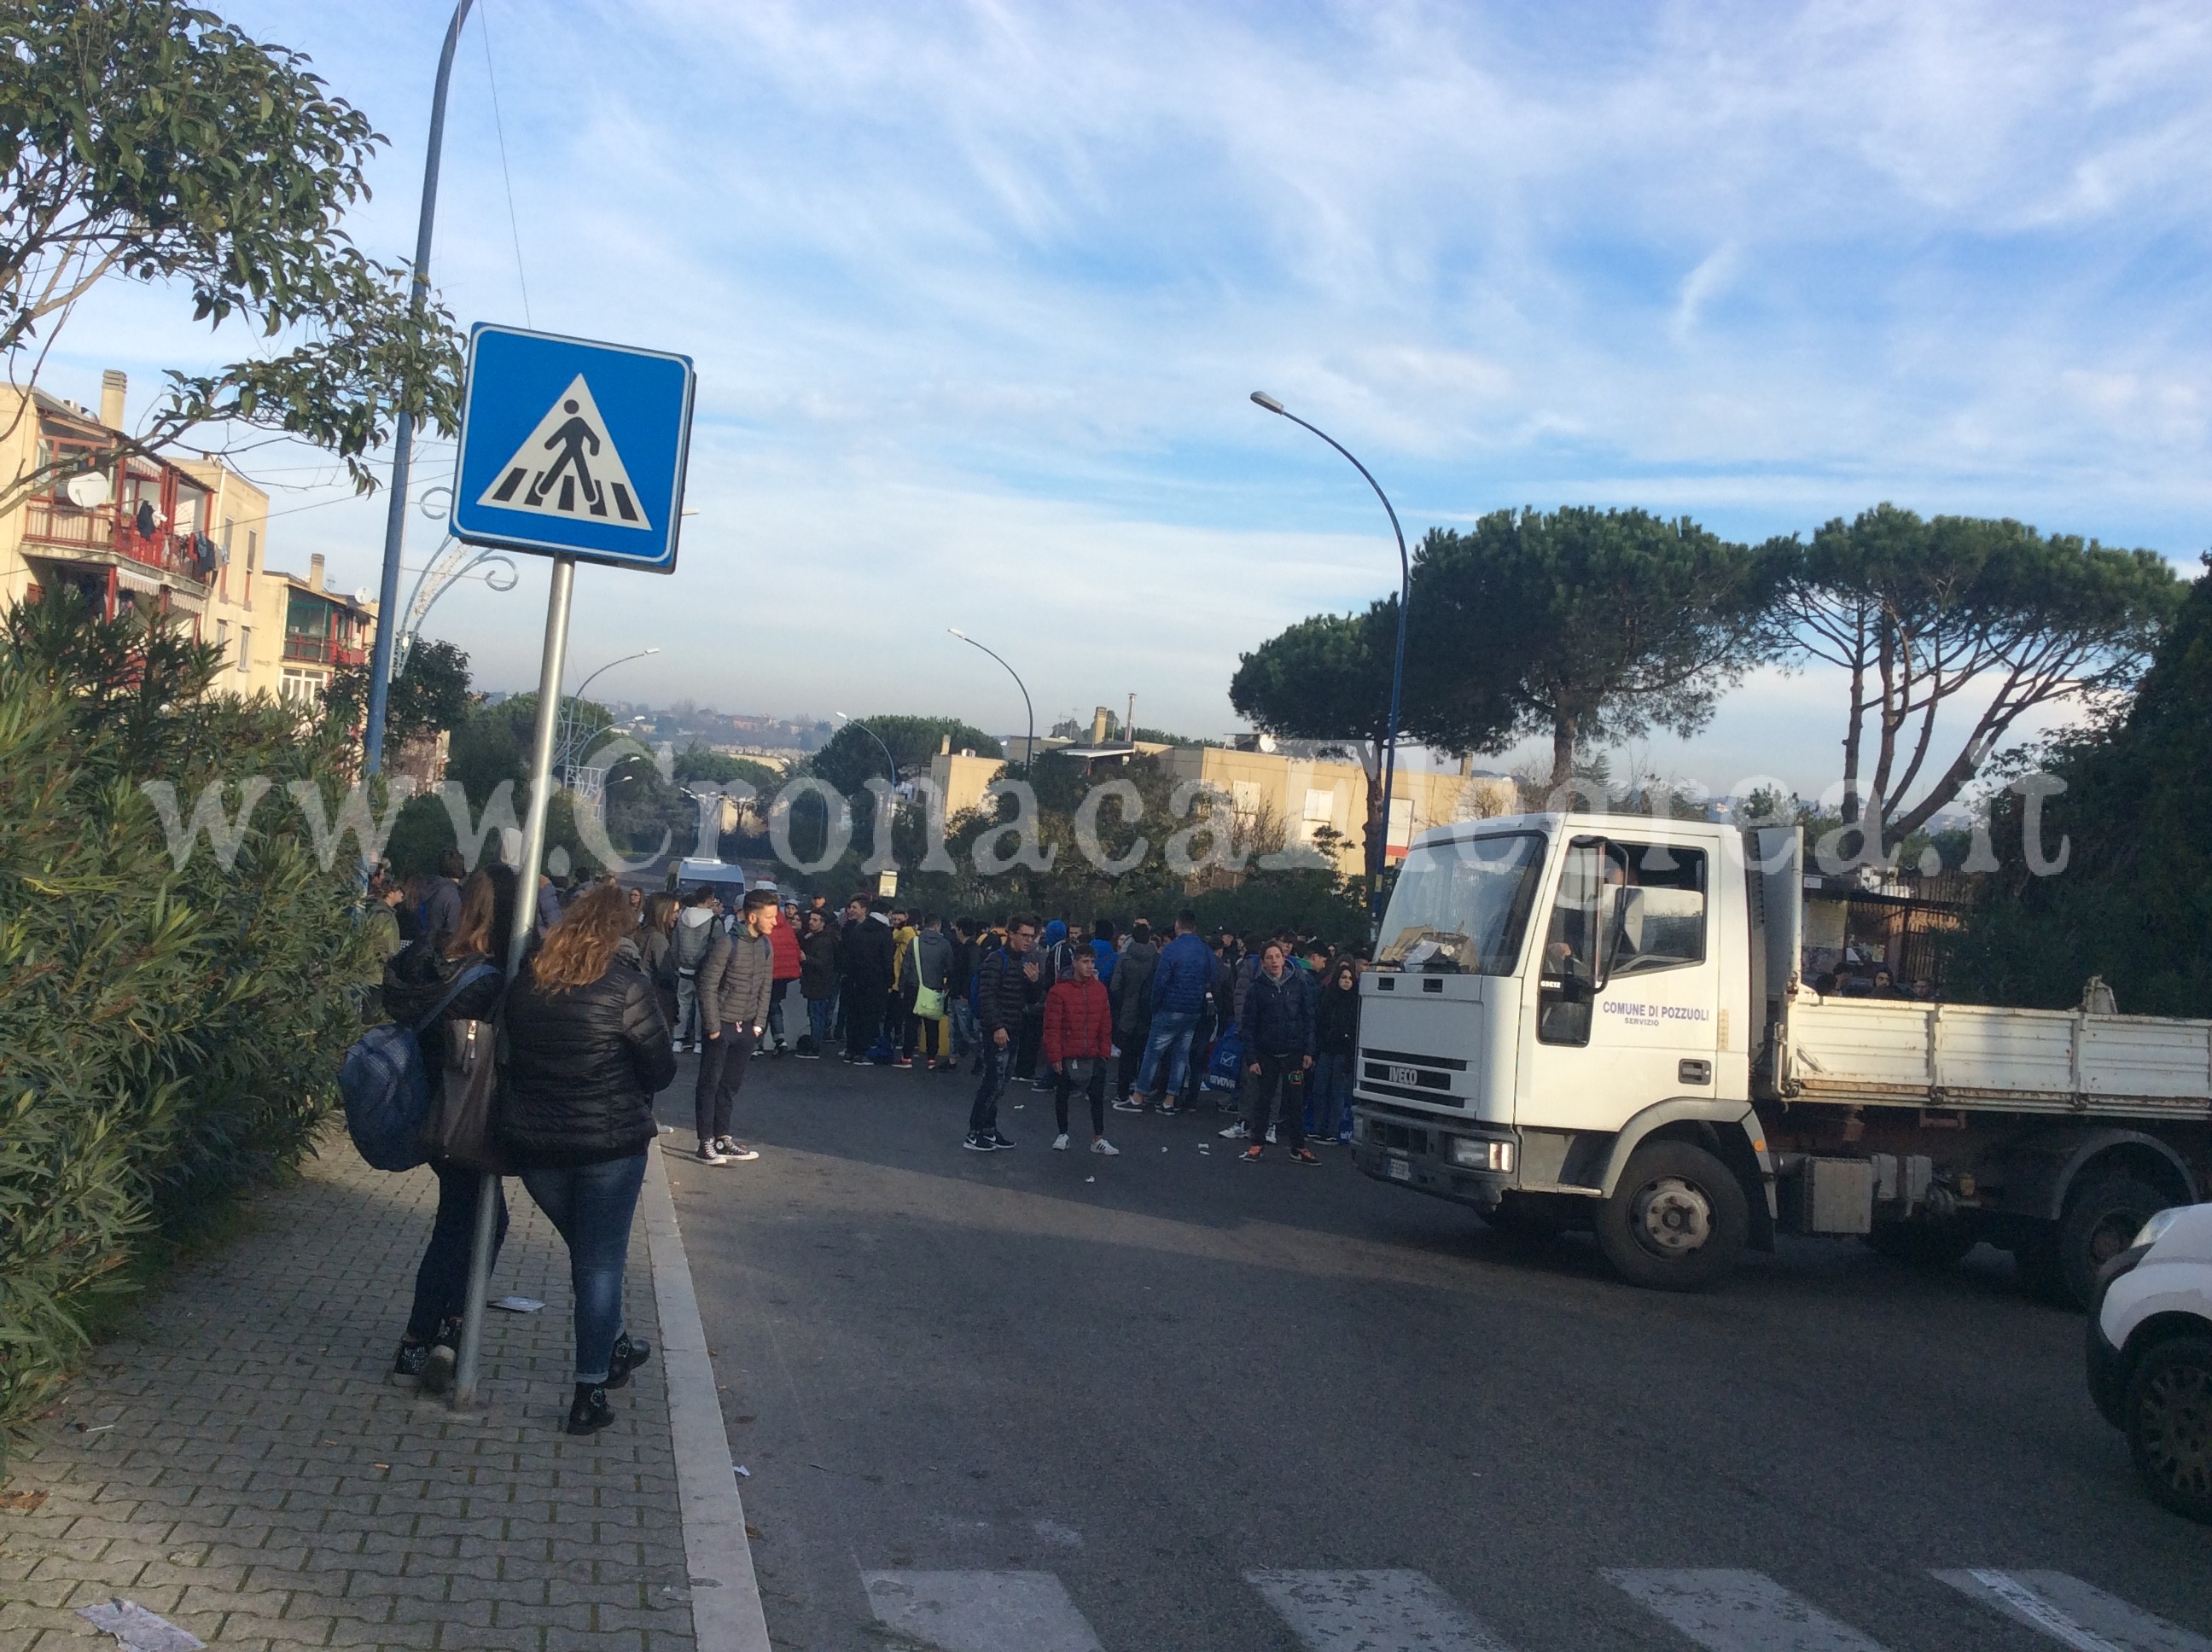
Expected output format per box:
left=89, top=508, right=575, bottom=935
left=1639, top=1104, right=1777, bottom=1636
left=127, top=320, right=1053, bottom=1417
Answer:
left=1351, top=814, right=2209, bottom=1306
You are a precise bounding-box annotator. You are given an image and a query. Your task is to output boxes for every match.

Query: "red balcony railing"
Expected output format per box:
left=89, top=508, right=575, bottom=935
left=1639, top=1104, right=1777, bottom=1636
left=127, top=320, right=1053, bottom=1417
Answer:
left=20, top=497, right=212, bottom=586
left=282, top=636, right=370, bottom=669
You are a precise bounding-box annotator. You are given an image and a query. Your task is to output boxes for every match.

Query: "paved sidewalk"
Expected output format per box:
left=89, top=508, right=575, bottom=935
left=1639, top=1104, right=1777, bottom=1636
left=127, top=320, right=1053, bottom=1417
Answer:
left=0, top=1134, right=732, bottom=1651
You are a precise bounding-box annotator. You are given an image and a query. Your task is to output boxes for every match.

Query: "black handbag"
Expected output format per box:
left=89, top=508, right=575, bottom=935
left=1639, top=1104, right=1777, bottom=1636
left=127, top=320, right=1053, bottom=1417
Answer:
left=421, top=1016, right=506, bottom=1172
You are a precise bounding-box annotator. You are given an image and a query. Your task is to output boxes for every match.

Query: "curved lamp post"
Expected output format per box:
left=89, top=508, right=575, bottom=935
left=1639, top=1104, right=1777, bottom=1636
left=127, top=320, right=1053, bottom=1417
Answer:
left=364, top=0, right=479, bottom=776
left=947, top=627, right=1035, bottom=775
left=833, top=712, right=899, bottom=788
left=558, top=648, right=659, bottom=789
left=393, top=532, right=518, bottom=678
left=1250, top=391, right=1410, bottom=927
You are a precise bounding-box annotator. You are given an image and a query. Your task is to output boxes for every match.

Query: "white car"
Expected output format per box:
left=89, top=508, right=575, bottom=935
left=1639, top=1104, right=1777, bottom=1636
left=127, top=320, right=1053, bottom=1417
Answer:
left=2089, top=1200, right=2212, bottom=1523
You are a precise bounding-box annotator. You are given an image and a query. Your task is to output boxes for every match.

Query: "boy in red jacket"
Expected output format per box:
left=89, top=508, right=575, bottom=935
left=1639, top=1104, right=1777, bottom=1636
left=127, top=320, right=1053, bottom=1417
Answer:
left=766, top=898, right=802, bottom=1056
left=1043, top=945, right=1119, bottom=1155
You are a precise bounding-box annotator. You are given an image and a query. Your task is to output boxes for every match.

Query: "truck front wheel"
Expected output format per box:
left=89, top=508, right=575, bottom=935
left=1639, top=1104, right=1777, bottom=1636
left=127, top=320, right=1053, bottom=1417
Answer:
left=1596, top=1141, right=1748, bottom=1291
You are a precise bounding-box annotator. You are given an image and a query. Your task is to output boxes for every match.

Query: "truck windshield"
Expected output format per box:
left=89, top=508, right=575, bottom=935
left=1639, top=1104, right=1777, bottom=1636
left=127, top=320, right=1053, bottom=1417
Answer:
left=1376, top=832, right=1545, bottom=974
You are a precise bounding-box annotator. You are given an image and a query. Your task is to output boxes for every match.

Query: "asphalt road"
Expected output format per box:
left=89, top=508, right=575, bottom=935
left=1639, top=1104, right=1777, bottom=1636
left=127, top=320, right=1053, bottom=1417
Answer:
left=654, top=1050, right=2212, bottom=1652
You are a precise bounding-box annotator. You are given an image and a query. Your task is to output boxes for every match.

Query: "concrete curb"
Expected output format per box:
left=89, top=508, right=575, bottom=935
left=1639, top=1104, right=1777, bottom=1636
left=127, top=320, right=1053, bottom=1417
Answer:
left=641, top=1143, right=773, bottom=1651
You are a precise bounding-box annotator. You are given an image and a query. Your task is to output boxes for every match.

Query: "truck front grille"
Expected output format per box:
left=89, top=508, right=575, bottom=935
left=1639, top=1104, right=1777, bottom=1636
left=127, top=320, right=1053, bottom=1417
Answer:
left=1367, top=1119, right=1432, bottom=1155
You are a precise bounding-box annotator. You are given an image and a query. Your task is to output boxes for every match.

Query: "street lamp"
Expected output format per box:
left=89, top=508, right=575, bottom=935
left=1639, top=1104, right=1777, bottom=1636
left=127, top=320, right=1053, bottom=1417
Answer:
left=833, top=712, right=898, bottom=788
left=1249, top=390, right=1411, bottom=928
left=947, top=627, right=1035, bottom=775
left=364, top=0, right=480, bottom=777
left=558, top=648, right=659, bottom=790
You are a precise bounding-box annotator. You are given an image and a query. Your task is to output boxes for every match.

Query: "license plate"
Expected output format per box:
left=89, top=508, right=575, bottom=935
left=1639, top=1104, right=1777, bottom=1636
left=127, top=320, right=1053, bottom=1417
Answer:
left=1389, top=1064, right=1420, bottom=1087
left=1388, top=1156, right=1412, bottom=1182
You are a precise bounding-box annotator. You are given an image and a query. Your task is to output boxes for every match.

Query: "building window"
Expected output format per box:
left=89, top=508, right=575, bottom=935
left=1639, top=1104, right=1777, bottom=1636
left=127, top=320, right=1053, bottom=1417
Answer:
left=247, top=529, right=258, bottom=569
left=237, top=625, right=252, bottom=671
left=215, top=619, right=229, bottom=657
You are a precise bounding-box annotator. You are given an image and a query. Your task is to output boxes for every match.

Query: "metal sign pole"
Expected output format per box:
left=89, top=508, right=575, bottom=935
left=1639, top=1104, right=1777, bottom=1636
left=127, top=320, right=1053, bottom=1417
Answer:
left=451, top=554, right=577, bottom=1410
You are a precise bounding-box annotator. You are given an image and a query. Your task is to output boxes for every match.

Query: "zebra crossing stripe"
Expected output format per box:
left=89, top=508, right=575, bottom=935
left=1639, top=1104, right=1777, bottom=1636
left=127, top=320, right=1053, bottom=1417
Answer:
left=861, top=1570, right=1105, bottom=1652
left=1604, top=1569, right=1889, bottom=1651
left=1247, top=1568, right=1516, bottom=1651
left=1934, top=1569, right=2212, bottom=1652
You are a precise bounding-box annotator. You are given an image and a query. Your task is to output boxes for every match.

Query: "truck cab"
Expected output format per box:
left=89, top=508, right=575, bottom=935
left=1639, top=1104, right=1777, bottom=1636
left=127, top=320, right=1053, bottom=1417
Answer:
left=1351, top=811, right=1776, bottom=1289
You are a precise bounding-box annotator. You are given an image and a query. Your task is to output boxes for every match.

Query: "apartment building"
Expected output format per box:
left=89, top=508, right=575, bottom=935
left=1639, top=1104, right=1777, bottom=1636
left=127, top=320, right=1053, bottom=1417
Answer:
left=0, top=369, right=373, bottom=703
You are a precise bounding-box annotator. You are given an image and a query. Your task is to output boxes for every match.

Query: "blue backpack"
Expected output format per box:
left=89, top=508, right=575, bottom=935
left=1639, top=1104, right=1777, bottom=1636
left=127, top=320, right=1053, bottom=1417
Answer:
left=340, top=963, right=499, bottom=1172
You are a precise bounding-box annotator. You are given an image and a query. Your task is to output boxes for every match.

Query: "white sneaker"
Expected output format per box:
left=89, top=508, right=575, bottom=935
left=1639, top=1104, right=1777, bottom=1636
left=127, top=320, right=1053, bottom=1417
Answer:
left=1091, top=1137, right=1119, bottom=1155
left=1266, top=1126, right=1278, bottom=1144
left=1052, top=1133, right=1070, bottom=1151
left=1220, top=1122, right=1249, bottom=1139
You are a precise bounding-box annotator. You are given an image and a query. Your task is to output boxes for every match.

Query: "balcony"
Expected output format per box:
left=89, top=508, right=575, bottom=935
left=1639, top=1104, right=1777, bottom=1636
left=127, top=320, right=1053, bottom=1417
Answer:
left=20, top=497, right=215, bottom=590
left=282, top=635, right=369, bottom=669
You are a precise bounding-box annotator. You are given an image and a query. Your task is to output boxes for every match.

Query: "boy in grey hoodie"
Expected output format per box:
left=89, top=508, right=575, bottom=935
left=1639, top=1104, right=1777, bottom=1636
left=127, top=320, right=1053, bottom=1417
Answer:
left=672, top=890, right=720, bottom=1050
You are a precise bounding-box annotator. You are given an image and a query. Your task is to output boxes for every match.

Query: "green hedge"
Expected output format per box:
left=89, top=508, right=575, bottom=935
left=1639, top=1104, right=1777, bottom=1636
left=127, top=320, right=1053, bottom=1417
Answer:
left=0, top=594, right=372, bottom=1469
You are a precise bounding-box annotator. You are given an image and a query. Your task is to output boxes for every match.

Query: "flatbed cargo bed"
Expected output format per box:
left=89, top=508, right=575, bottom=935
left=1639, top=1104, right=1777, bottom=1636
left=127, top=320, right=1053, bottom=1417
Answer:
left=1785, top=996, right=2212, bottom=1121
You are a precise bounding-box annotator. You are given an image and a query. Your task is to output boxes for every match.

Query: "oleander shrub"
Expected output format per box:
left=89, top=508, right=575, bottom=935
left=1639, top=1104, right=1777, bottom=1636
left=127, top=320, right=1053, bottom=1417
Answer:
left=0, top=592, right=373, bottom=1469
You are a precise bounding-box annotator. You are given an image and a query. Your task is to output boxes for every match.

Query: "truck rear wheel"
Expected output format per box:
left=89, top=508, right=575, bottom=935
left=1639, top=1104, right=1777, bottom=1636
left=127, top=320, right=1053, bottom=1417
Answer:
left=2053, top=1175, right=2171, bottom=1311
left=1596, top=1141, right=1748, bottom=1292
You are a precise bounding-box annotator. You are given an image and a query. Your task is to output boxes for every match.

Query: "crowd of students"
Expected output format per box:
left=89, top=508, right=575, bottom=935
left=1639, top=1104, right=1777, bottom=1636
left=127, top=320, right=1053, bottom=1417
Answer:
left=731, top=893, right=1371, bottom=1162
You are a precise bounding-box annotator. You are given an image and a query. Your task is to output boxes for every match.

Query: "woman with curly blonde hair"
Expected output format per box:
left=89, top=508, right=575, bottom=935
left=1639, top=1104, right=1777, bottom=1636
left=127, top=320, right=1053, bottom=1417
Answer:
left=498, top=881, right=676, bottom=1434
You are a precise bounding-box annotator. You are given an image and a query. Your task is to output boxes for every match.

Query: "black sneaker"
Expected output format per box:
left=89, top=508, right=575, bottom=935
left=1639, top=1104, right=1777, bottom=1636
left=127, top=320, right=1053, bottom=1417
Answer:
left=1291, top=1147, right=1320, bottom=1165
left=606, top=1331, right=654, bottom=1390
left=567, top=1382, right=615, bottom=1436
left=421, top=1315, right=462, bottom=1395
left=963, top=1132, right=997, bottom=1152
left=390, top=1340, right=429, bottom=1387
left=992, top=1131, right=1017, bottom=1149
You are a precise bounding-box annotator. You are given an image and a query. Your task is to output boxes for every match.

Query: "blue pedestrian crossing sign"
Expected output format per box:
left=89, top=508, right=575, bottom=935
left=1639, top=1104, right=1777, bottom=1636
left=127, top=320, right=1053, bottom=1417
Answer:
left=451, top=323, right=696, bottom=573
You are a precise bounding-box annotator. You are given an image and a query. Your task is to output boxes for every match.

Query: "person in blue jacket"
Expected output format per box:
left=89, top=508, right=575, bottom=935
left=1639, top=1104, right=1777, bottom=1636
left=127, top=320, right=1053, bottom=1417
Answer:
left=1122, top=909, right=1213, bottom=1113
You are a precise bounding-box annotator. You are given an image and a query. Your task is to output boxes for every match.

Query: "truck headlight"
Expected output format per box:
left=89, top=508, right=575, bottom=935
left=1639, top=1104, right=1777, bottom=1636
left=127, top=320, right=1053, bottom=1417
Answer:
left=1449, top=1137, right=1514, bottom=1172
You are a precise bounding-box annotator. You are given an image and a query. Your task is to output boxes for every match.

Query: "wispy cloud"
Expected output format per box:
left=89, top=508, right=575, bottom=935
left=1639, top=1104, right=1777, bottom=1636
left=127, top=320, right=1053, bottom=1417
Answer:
left=44, top=0, right=2212, bottom=788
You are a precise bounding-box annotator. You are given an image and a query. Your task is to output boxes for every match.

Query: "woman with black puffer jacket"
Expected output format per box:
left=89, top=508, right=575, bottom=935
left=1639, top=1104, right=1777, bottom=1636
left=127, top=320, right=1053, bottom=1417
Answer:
left=498, top=881, right=677, bottom=1435
left=380, top=864, right=518, bottom=1395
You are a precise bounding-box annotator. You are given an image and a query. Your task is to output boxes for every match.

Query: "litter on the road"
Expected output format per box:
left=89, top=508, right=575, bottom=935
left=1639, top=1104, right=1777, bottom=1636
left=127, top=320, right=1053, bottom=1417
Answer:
left=0, top=1489, right=48, bottom=1511
left=1085, top=1177, right=1095, bottom=1183
left=734, top=1463, right=750, bottom=1476
left=77, top=1598, right=204, bottom=1651
left=491, top=1296, right=544, bottom=1312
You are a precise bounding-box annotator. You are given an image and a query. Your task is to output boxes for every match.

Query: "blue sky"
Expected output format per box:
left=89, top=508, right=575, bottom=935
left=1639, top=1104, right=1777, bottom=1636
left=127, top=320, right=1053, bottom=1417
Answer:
left=48, top=0, right=2212, bottom=796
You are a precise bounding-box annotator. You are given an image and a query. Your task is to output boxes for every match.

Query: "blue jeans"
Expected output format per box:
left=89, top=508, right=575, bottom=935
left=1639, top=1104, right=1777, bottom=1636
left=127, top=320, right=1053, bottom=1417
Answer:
left=969, top=1038, right=1016, bottom=1138
left=1307, top=1050, right=1353, bottom=1139
left=950, top=999, right=980, bottom=1059
left=1134, top=1009, right=1199, bottom=1097
left=519, top=1154, right=647, bottom=1384
left=406, top=1164, right=508, bottom=1342
left=806, top=994, right=834, bottom=1050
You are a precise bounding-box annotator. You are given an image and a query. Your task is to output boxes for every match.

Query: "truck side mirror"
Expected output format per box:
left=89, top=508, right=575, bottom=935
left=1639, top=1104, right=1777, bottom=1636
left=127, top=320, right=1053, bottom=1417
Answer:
left=1593, top=883, right=1627, bottom=992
